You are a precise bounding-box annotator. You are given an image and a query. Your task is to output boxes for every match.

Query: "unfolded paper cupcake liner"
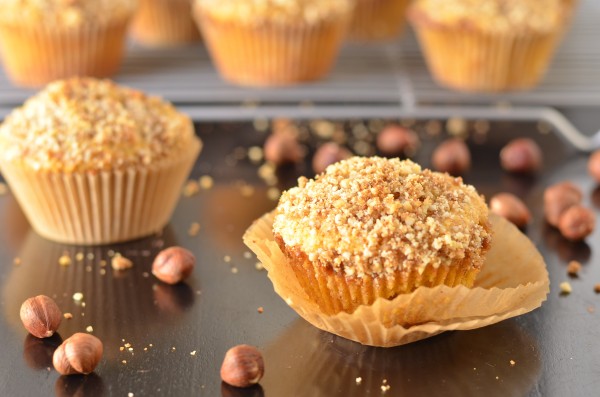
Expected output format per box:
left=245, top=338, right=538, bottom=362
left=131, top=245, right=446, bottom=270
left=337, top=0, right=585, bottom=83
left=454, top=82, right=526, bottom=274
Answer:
left=131, top=0, right=201, bottom=46
left=244, top=212, right=549, bottom=347
left=0, top=17, right=131, bottom=87
left=0, top=138, right=201, bottom=245
left=196, top=12, right=350, bottom=86
left=348, top=0, right=411, bottom=41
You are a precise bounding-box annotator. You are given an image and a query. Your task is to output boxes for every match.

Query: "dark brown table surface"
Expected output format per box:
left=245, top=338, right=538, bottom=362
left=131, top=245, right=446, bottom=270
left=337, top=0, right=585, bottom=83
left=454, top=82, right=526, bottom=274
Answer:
left=0, top=117, right=599, bottom=397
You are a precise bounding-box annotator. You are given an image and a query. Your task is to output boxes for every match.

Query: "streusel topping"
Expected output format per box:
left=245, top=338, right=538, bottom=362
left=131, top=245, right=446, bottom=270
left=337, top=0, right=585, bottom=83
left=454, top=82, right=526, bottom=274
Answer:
left=0, top=78, right=196, bottom=173
left=273, top=157, right=491, bottom=278
left=195, top=0, right=354, bottom=25
left=409, top=0, right=564, bottom=32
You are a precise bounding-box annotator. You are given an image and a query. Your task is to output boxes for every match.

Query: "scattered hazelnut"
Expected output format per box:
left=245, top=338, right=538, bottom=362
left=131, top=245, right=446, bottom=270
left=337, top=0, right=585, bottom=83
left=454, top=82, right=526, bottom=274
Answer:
left=53, top=333, right=103, bottom=375
left=263, top=133, right=304, bottom=165
left=544, top=182, right=582, bottom=227
left=376, top=124, right=420, bottom=156
left=489, top=193, right=531, bottom=227
left=500, top=138, right=543, bottom=173
left=220, top=345, right=265, bottom=388
left=558, top=205, right=595, bottom=241
left=312, top=143, right=352, bottom=174
left=20, top=295, right=62, bottom=339
left=588, top=150, right=600, bottom=183
left=431, top=138, right=470, bottom=175
left=152, top=246, right=195, bottom=284
left=594, top=284, right=600, bottom=294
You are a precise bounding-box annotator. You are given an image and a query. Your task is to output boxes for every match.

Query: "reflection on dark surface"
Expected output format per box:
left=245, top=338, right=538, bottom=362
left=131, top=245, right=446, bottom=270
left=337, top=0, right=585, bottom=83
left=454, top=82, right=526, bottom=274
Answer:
left=221, top=383, right=264, bottom=397
left=264, top=319, right=541, bottom=397
left=23, top=333, right=63, bottom=370
left=153, top=282, right=196, bottom=314
left=591, top=185, right=600, bottom=209
left=542, top=223, right=591, bottom=263
left=54, top=374, right=104, bottom=397
left=2, top=194, right=31, bottom=247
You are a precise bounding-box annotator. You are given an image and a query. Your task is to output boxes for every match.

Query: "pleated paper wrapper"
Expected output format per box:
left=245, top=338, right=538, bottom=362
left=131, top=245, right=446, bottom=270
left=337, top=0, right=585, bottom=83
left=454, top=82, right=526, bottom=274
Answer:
left=131, top=0, right=201, bottom=46
left=244, top=212, right=550, bottom=347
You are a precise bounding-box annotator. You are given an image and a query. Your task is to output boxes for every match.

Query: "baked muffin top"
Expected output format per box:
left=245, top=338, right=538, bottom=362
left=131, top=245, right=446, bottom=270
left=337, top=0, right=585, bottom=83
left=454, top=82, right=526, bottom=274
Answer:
left=195, top=0, right=354, bottom=25
left=0, top=0, right=136, bottom=26
left=273, top=157, right=491, bottom=278
left=0, top=78, right=197, bottom=173
left=409, top=0, right=564, bottom=33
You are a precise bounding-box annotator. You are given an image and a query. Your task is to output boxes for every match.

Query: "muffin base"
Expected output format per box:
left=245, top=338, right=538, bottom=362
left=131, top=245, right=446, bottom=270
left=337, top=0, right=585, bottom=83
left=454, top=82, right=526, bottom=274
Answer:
left=348, top=0, right=411, bottom=42
left=131, top=0, right=201, bottom=47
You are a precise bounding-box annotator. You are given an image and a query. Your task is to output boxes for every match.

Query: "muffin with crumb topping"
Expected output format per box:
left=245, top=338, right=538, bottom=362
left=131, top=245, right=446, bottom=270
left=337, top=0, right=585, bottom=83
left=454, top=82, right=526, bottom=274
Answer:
left=0, top=0, right=136, bottom=87
left=0, top=77, right=202, bottom=245
left=408, top=0, right=572, bottom=92
left=348, top=0, right=411, bottom=41
left=273, top=157, right=492, bottom=315
left=193, top=0, right=354, bottom=86
left=131, top=0, right=201, bottom=47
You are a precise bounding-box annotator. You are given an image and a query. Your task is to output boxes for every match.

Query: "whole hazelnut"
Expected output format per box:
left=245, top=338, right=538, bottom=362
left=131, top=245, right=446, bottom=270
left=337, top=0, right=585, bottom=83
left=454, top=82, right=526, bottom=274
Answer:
left=558, top=205, right=595, bottom=241
left=53, top=333, right=103, bottom=375
left=263, top=133, right=305, bottom=166
left=312, top=143, right=352, bottom=174
left=489, top=193, right=532, bottom=227
left=500, top=138, right=543, bottom=173
left=376, top=124, right=420, bottom=156
left=588, top=150, right=600, bottom=183
left=431, top=138, right=470, bottom=175
left=221, top=345, right=265, bottom=388
left=20, top=295, right=62, bottom=339
left=152, top=246, right=195, bottom=284
left=544, top=182, right=582, bottom=227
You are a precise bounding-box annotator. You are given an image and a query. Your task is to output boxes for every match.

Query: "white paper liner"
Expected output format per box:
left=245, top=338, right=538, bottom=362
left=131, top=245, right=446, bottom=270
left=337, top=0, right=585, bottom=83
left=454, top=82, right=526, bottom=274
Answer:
left=244, top=212, right=550, bottom=347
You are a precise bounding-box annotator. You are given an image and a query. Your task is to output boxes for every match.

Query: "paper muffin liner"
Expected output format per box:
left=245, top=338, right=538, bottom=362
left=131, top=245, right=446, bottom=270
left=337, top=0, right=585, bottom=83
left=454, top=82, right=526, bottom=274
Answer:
left=131, top=0, right=201, bottom=46
left=244, top=212, right=549, bottom=347
left=195, top=12, right=350, bottom=86
left=410, top=23, right=564, bottom=92
left=348, top=0, right=411, bottom=41
left=0, top=138, right=201, bottom=245
left=0, top=16, right=131, bottom=87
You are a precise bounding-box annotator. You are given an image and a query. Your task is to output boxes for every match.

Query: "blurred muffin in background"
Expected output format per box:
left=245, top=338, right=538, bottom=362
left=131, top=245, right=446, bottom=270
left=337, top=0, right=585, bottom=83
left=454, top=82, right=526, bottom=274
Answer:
left=131, top=0, right=201, bottom=47
left=0, top=0, right=136, bottom=87
left=408, top=0, right=574, bottom=92
left=348, top=0, right=411, bottom=42
left=193, top=0, right=354, bottom=86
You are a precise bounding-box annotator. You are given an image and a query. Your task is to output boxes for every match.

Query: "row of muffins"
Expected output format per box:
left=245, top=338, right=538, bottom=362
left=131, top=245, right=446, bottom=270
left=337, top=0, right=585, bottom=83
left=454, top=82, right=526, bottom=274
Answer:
left=0, top=0, right=577, bottom=91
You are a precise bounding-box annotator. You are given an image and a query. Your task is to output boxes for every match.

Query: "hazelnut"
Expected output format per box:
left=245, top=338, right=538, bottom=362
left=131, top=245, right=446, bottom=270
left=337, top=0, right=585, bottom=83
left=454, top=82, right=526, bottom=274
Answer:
left=53, top=333, right=103, bottom=375
left=558, top=205, right=595, bottom=241
left=588, top=150, right=600, bottom=183
left=431, top=138, right=470, bottom=175
left=20, top=295, right=62, bottom=339
left=263, top=133, right=304, bottom=165
left=376, top=124, right=420, bottom=156
left=489, top=193, right=531, bottom=227
left=152, top=246, right=195, bottom=284
left=500, top=138, right=542, bottom=173
left=312, top=143, right=352, bottom=174
left=544, top=182, right=583, bottom=227
left=220, top=345, right=265, bottom=388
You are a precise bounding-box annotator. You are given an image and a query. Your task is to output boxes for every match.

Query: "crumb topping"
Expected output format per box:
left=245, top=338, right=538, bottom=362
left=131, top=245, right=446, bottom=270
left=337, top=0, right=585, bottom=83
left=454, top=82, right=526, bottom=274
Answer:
left=195, top=0, right=354, bottom=25
left=409, top=0, right=564, bottom=32
left=0, top=78, right=197, bottom=173
left=274, top=157, right=491, bottom=278
left=0, top=0, right=136, bottom=26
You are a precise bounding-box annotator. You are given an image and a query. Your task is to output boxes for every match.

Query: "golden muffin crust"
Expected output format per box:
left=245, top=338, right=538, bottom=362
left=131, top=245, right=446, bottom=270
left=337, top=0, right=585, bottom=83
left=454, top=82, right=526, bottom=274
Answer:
left=195, top=0, right=354, bottom=25
left=273, top=157, right=491, bottom=278
left=0, top=78, right=197, bottom=173
left=0, top=0, right=137, bottom=26
left=409, top=0, right=564, bottom=33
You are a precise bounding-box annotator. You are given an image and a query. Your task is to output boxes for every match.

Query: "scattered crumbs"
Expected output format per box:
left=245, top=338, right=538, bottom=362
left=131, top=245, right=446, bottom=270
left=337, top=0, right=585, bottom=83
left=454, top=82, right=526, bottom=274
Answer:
left=190, top=351, right=197, bottom=356
left=64, top=313, right=73, bottom=319
left=182, top=180, right=200, bottom=197
left=86, top=326, right=93, bottom=333
left=0, top=182, right=7, bottom=195
left=142, top=272, right=149, bottom=278
left=13, top=257, right=21, bottom=266
left=81, top=302, right=86, bottom=308
left=141, top=250, right=151, bottom=257
left=381, top=384, right=391, bottom=393
left=473, top=120, right=490, bottom=135
left=128, top=348, right=133, bottom=352
left=199, top=175, right=214, bottom=190
left=85, top=266, right=92, bottom=272
left=188, top=222, right=201, bottom=236
left=120, top=347, right=125, bottom=352
left=258, top=162, right=275, bottom=180
left=257, top=307, right=264, bottom=314
left=73, top=292, right=84, bottom=302
left=108, top=250, right=115, bottom=257
left=231, top=267, right=239, bottom=274
left=255, top=262, right=264, bottom=271
left=267, top=187, right=281, bottom=201
left=99, top=269, right=107, bottom=276
left=128, top=393, right=134, bottom=397
left=473, top=368, right=477, bottom=371
left=75, top=252, right=85, bottom=261
left=87, top=252, right=95, bottom=260
left=240, top=184, right=255, bottom=197
left=446, top=117, right=467, bottom=137
left=567, top=261, right=582, bottom=277
left=560, top=282, right=572, bottom=295
left=248, top=146, right=264, bottom=163
left=125, top=343, right=131, bottom=348
left=224, top=255, right=232, bottom=263
left=253, top=118, right=269, bottom=132
left=144, top=347, right=148, bottom=351
left=243, top=251, right=252, bottom=259
left=425, top=120, right=442, bottom=136
left=196, top=290, right=202, bottom=295
left=496, top=376, right=499, bottom=380
left=172, top=347, right=176, bottom=351
left=149, top=344, right=153, bottom=347
left=311, top=120, right=335, bottom=139
left=588, top=306, right=596, bottom=313
left=594, top=284, right=600, bottom=293
left=111, top=254, right=133, bottom=271
left=122, top=360, right=127, bottom=364
left=58, top=254, right=72, bottom=267
left=355, top=377, right=362, bottom=385
left=510, top=360, right=516, bottom=366
left=537, top=121, right=552, bottom=135
left=99, top=260, right=107, bottom=267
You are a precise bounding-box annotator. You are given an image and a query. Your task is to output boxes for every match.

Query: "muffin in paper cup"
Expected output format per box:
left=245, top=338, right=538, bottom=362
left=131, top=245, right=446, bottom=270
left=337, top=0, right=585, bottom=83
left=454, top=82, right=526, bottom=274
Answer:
left=131, top=0, right=201, bottom=47
left=0, top=78, right=202, bottom=245
left=408, top=0, right=571, bottom=92
left=348, top=0, right=412, bottom=41
left=193, top=0, right=354, bottom=86
left=0, top=0, right=136, bottom=87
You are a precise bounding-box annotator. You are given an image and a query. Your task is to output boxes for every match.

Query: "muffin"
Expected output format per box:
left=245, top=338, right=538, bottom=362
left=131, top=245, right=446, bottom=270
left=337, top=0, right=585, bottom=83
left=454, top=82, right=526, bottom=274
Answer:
left=131, top=0, right=201, bottom=46
left=348, top=0, right=412, bottom=41
left=0, top=0, right=136, bottom=87
left=193, top=0, right=354, bottom=86
left=272, top=157, right=492, bottom=315
left=408, top=0, right=570, bottom=92
left=0, top=78, right=202, bottom=245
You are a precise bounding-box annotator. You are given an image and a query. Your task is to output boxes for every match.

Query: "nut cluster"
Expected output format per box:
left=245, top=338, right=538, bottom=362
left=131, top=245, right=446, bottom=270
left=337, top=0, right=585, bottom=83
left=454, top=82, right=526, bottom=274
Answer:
left=220, top=345, right=265, bottom=388
left=53, top=333, right=103, bottom=375
left=544, top=182, right=595, bottom=240
left=20, top=295, right=62, bottom=339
